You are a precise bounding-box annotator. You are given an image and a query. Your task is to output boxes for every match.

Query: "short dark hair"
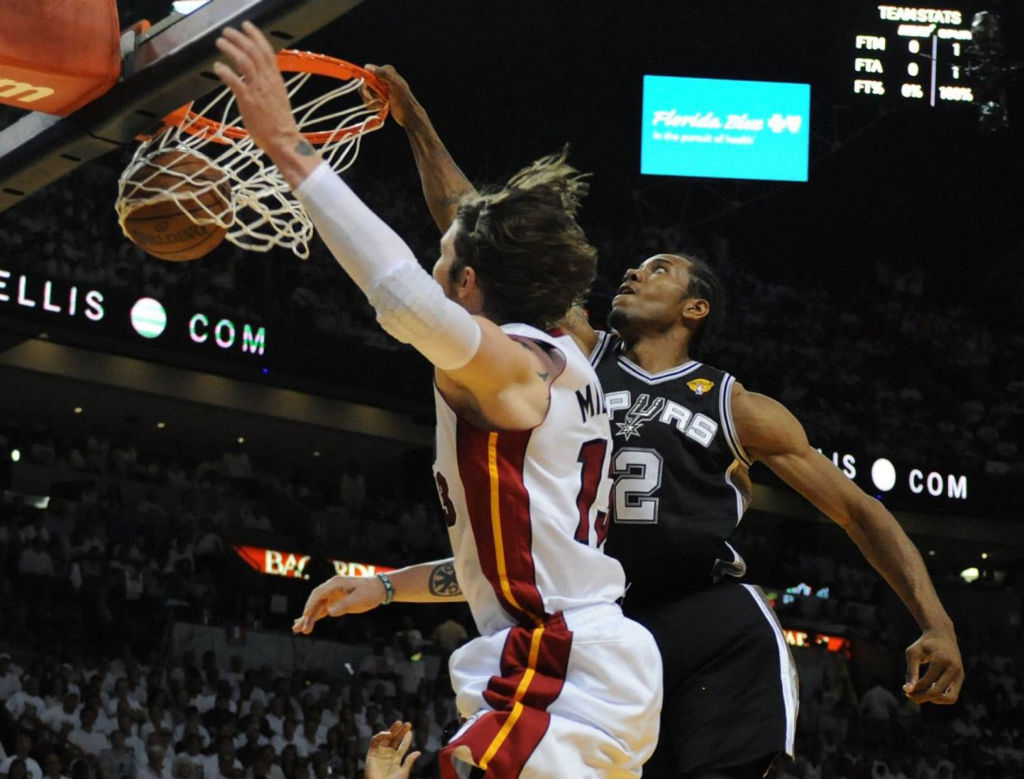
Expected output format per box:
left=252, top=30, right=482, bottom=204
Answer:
left=681, top=253, right=725, bottom=358
left=451, top=149, right=597, bottom=329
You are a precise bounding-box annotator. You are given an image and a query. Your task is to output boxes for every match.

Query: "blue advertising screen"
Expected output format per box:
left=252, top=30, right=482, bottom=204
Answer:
left=641, top=75, right=810, bottom=182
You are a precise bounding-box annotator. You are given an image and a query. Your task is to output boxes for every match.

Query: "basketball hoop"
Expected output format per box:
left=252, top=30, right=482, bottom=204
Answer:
left=115, top=50, right=389, bottom=260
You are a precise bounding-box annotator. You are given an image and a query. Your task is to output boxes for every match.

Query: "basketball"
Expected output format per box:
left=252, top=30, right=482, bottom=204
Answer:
left=121, top=150, right=234, bottom=262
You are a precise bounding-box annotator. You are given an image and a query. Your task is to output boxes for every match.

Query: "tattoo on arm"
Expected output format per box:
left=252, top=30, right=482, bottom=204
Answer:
left=429, top=563, right=462, bottom=597
left=517, top=341, right=552, bottom=382
left=295, top=139, right=316, bottom=156
left=517, top=342, right=550, bottom=382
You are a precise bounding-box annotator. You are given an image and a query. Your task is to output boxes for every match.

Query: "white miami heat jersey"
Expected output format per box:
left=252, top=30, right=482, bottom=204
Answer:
left=432, top=323, right=626, bottom=636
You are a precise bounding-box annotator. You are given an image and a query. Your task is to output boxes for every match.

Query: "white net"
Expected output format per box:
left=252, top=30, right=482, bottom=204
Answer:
left=116, top=61, right=385, bottom=260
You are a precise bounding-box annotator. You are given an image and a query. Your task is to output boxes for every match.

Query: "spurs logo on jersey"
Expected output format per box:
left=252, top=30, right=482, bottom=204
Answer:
left=589, top=331, right=753, bottom=602
left=614, top=394, right=664, bottom=441
left=609, top=391, right=719, bottom=447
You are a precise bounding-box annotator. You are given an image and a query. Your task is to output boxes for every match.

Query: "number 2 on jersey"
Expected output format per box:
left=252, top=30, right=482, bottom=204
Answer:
left=611, top=447, right=664, bottom=524
left=574, top=439, right=609, bottom=546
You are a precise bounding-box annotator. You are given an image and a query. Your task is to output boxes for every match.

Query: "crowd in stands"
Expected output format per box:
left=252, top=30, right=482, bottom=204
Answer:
left=0, top=420, right=452, bottom=649
left=0, top=641, right=459, bottom=779
left=0, top=418, right=464, bottom=778
left=1, top=627, right=1022, bottom=779
left=1, top=414, right=1023, bottom=778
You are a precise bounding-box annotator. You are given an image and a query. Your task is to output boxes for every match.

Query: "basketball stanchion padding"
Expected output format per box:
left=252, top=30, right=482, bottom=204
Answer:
left=0, top=0, right=120, bottom=116
left=116, top=50, right=390, bottom=261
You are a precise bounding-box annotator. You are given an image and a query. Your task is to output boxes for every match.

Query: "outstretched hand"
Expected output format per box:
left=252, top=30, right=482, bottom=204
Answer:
left=366, top=721, right=421, bottom=779
left=903, top=627, right=965, bottom=704
left=361, top=64, right=419, bottom=127
left=292, top=574, right=387, bottom=635
left=213, top=21, right=315, bottom=188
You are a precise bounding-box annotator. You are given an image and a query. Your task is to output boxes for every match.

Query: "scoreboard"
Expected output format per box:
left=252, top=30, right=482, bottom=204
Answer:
left=851, top=5, right=975, bottom=105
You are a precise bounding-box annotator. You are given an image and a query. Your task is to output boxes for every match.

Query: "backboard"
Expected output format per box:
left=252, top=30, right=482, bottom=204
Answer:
left=0, top=0, right=365, bottom=213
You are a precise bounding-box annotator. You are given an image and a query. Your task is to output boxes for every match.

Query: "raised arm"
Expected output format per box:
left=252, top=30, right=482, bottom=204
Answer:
left=370, top=65, right=602, bottom=359
left=365, top=65, right=477, bottom=232
left=293, top=559, right=463, bottom=635
left=216, top=24, right=552, bottom=429
left=731, top=384, right=964, bottom=705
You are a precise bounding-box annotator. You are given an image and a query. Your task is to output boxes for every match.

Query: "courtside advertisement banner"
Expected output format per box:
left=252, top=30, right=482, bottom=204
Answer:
left=233, top=544, right=395, bottom=580
left=641, top=75, right=810, bottom=182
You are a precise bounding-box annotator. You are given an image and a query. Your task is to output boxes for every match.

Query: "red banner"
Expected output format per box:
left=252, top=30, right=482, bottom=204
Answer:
left=783, top=629, right=851, bottom=656
left=233, top=545, right=395, bottom=580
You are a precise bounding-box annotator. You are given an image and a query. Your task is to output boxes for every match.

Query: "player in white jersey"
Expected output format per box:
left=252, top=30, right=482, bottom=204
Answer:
left=434, top=322, right=628, bottom=634
left=215, top=24, right=661, bottom=779
left=430, top=323, right=661, bottom=779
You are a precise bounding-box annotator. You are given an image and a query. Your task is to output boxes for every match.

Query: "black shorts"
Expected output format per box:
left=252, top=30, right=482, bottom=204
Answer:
left=627, top=581, right=799, bottom=776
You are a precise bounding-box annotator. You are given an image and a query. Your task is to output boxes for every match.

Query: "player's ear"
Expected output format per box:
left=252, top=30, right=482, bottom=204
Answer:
left=681, top=297, right=710, bottom=325
left=455, top=264, right=477, bottom=297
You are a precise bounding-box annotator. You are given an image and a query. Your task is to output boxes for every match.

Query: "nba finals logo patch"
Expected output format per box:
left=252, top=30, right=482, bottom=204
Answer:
left=687, top=378, right=715, bottom=396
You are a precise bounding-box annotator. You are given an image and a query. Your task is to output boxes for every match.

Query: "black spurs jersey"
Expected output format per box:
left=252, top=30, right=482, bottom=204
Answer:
left=590, top=331, right=753, bottom=607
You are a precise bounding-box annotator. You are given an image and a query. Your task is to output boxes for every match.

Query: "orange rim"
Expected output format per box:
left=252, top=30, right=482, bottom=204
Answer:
left=156, top=50, right=389, bottom=145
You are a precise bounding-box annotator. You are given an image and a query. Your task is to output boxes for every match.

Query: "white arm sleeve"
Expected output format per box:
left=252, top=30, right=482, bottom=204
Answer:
left=293, top=162, right=481, bottom=371
left=293, top=161, right=416, bottom=291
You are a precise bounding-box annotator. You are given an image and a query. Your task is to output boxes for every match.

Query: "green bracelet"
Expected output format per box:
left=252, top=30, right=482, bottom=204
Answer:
left=376, top=572, right=395, bottom=605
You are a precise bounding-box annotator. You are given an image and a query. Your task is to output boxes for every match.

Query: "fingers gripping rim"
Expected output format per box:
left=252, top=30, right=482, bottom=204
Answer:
left=122, top=51, right=388, bottom=259
left=160, top=50, right=390, bottom=145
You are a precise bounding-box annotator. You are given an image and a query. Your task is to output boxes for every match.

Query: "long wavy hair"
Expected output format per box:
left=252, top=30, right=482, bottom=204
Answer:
left=449, top=148, right=597, bottom=329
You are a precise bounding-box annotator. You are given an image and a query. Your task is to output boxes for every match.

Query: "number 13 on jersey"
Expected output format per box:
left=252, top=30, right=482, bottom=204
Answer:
left=574, top=439, right=610, bottom=546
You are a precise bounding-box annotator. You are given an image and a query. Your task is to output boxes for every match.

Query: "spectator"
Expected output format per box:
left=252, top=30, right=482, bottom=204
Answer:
left=393, top=617, right=423, bottom=652
left=270, top=719, right=302, bottom=757
left=245, top=745, right=283, bottom=779
left=40, top=753, right=69, bottom=779
left=357, top=644, right=397, bottom=699
left=173, top=734, right=207, bottom=779
left=0, top=654, right=20, bottom=699
left=858, top=679, right=900, bottom=749
left=339, top=465, right=366, bottom=514
left=171, top=756, right=196, bottom=779
left=234, top=718, right=266, bottom=769
left=112, top=713, right=147, bottom=764
left=221, top=444, right=253, bottom=480
left=208, top=738, right=243, bottom=779
left=41, top=693, right=80, bottom=735
left=0, top=735, right=42, bottom=779
left=5, top=676, right=46, bottom=724
left=138, top=744, right=170, bottom=779
left=3, top=760, right=31, bottom=779
left=96, top=731, right=136, bottom=779
left=429, top=618, right=466, bottom=658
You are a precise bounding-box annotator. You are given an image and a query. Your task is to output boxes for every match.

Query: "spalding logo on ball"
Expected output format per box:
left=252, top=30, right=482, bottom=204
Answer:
left=119, top=149, right=234, bottom=262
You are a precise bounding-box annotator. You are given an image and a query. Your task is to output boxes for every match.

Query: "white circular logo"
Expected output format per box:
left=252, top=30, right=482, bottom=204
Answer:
left=130, top=298, right=167, bottom=339
left=870, top=458, right=897, bottom=492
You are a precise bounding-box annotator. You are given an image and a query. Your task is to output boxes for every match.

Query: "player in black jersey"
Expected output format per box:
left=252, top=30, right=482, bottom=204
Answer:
left=353, top=67, right=964, bottom=779
left=571, top=253, right=962, bottom=777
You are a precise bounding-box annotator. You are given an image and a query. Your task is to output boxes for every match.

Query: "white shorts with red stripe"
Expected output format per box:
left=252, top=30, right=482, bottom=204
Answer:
left=440, top=602, right=662, bottom=779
